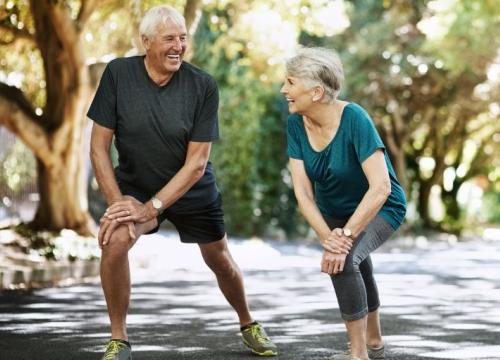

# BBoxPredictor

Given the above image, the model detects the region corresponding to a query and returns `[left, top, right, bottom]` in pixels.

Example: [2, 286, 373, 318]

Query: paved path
[1, 231, 500, 360]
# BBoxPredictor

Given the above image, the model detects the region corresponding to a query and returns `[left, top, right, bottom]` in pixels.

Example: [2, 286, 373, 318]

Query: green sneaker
[241, 322, 278, 356]
[102, 340, 132, 360]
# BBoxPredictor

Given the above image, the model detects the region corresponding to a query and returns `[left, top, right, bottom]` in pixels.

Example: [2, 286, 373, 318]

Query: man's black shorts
[119, 187, 226, 244]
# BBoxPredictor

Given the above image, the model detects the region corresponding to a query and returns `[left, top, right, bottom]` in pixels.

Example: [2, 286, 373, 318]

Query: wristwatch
[151, 196, 163, 214]
[343, 228, 353, 239]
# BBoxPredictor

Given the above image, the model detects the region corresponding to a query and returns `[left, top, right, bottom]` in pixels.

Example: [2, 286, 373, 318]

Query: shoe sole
[243, 340, 278, 356]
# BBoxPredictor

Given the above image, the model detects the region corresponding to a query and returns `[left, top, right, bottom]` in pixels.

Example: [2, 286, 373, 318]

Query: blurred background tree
[0, 0, 498, 239]
[306, 0, 499, 234]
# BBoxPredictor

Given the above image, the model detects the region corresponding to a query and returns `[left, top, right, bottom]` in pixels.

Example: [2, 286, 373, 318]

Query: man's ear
[312, 85, 324, 102]
[142, 35, 150, 51]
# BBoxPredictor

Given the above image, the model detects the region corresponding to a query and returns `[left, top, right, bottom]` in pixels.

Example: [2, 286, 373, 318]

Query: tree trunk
[442, 183, 462, 221]
[418, 180, 433, 226]
[390, 147, 408, 197]
[33, 158, 94, 235]
[0, 0, 98, 235]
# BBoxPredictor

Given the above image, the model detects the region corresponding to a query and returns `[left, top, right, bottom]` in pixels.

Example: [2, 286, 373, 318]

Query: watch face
[152, 198, 162, 209]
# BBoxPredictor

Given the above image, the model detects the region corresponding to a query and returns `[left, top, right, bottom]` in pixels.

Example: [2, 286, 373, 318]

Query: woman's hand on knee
[321, 251, 346, 275]
[323, 228, 352, 254]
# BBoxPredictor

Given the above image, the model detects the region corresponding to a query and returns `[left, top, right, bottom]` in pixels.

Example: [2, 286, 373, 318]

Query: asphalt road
[1, 231, 499, 360]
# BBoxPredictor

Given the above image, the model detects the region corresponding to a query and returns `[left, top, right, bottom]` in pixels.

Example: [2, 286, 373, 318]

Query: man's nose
[171, 38, 181, 50]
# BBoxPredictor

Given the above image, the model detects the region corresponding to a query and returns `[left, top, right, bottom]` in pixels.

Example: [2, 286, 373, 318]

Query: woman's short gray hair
[139, 5, 186, 39]
[286, 47, 344, 103]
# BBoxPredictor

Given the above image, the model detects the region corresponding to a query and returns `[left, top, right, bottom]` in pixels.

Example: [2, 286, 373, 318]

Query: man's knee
[102, 226, 132, 258]
[204, 249, 236, 276]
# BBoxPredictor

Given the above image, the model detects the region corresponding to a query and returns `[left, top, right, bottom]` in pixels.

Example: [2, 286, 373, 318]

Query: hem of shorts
[341, 308, 368, 321]
[368, 304, 380, 313]
[180, 233, 226, 244]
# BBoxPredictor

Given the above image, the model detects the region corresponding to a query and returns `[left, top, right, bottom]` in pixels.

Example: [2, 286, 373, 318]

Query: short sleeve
[286, 116, 303, 159]
[351, 108, 385, 163]
[191, 77, 219, 141]
[87, 64, 117, 129]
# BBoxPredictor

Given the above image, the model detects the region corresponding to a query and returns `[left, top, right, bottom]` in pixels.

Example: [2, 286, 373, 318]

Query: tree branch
[0, 23, 35, 43]
[183, 0, 202, 60]
[76, 0, 99, 32]
[30, 0, 78, 53]
[184, 0, 202, 34]
[388, 96, 406, 141]
[0, 83, 52, 166]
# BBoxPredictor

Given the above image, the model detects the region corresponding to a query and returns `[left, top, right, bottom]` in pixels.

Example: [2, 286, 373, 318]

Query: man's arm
[90, 122, 136, 245]
[106, 141, 212, 223]
[90, 122, 122, 205]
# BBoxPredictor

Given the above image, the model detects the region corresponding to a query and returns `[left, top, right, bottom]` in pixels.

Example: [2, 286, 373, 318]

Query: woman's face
[280, 75, 315, 114]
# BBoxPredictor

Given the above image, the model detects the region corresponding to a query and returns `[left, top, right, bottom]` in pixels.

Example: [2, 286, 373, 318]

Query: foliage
[0, 0, 498, 238]
[6, 223, 99, 261]
[192, 12, 304, 236]
[482, 190, 500, 224]
[317, 0, 500, 232]
[0, 140, 36, 193]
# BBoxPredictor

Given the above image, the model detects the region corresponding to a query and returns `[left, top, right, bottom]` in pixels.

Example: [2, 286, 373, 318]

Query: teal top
[286, 102, 407, 230]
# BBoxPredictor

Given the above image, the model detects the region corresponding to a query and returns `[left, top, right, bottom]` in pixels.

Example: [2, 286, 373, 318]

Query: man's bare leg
[199, 236, 253, 326]
[100, 220, 157, 340]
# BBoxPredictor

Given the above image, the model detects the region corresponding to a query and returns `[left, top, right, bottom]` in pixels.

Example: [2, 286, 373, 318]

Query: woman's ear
[312, 85, 324, 102]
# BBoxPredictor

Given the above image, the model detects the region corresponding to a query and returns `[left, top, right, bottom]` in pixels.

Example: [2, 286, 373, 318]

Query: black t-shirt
[87, 56, 220, 211]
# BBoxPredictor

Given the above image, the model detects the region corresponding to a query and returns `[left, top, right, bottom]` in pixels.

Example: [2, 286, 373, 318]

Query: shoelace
[251, 325, 270, 344]
[104, 341, 122, 360]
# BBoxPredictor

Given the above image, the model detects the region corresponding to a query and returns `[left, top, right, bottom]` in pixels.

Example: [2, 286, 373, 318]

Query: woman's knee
[339, 255, 359, 275]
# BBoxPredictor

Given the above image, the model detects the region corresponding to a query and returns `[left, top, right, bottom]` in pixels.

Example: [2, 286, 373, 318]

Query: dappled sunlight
[1, 234, 500, 358]
[421, 346, 500, 359]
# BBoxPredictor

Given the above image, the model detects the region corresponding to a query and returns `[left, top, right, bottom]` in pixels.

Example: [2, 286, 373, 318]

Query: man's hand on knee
[98, 217, 136, 247]
[104, 196, 155, 224]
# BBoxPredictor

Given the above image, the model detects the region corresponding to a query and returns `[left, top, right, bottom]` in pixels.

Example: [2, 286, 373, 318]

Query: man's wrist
[145, 202, 157, 219]
[108, 196, 124, 205]
[150, 196, 164, 215]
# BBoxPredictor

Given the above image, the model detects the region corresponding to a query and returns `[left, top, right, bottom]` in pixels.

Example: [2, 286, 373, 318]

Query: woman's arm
[342, 149, 391, 239]
[289, 158, 351, 254]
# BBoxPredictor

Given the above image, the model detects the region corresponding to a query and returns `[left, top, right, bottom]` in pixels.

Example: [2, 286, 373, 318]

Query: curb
[0, 259, 100, 290]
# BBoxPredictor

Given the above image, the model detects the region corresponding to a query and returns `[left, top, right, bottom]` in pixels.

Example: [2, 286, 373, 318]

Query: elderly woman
[281, 47, 407, 360]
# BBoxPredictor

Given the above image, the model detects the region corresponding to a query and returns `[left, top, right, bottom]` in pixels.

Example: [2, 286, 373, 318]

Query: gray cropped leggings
[323, 215, 395, 321]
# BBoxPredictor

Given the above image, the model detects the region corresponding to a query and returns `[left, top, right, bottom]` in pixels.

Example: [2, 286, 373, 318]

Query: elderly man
[88, 5, 277, 360]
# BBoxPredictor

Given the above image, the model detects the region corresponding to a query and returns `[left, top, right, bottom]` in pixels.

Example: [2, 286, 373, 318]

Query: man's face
[144, 19, 187, 73]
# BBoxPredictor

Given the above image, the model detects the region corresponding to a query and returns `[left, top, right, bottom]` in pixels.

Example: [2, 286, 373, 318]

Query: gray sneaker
[102, 340, 132, 360]
[331, 355, 365, 360]
[241, 322, 278, 356]
[367, 345, 385, 359]
[345, 342, 384, 359]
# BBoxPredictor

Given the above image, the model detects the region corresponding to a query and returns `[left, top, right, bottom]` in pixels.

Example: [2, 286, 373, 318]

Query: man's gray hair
[286, 47, 344, 103]
[139, 5, 186, 39]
